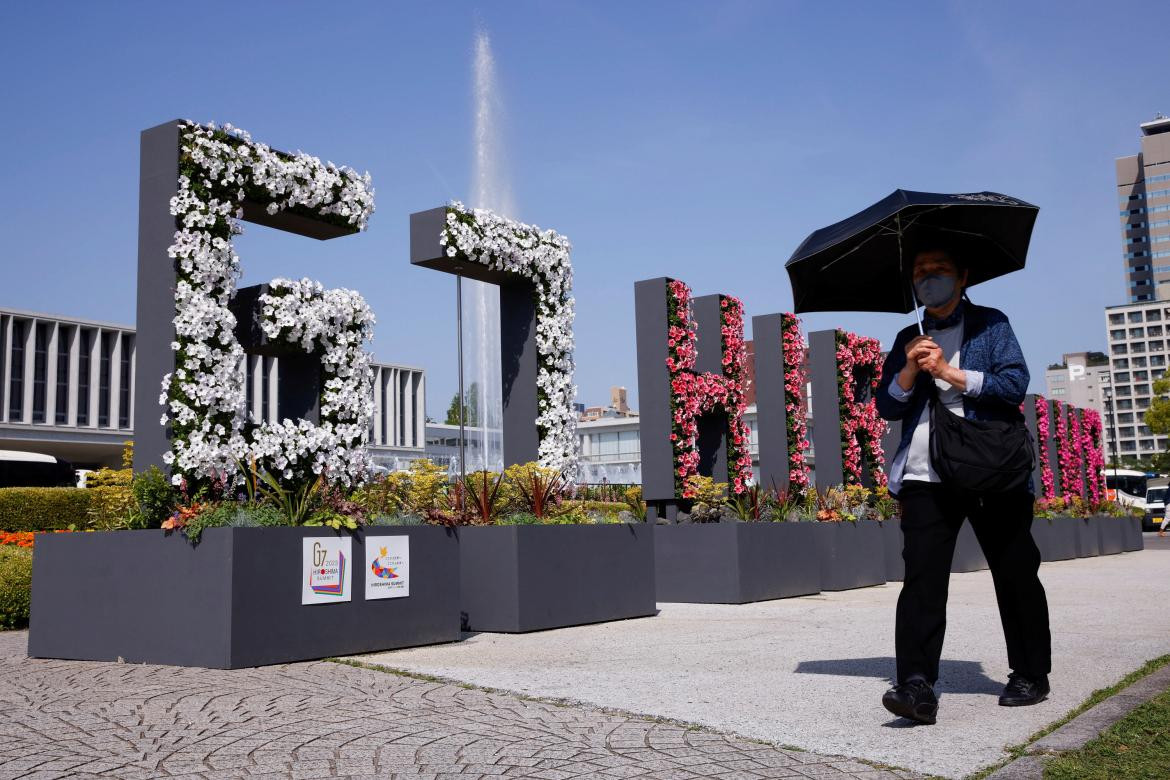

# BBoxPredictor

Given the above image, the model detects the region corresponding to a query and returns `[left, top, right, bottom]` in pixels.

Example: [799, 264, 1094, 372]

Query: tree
[1142, 372, 1170, 474]
[444, 382, 479, 426]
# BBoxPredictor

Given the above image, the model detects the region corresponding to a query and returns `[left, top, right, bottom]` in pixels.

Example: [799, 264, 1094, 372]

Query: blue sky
[2, 1, 1168, 414]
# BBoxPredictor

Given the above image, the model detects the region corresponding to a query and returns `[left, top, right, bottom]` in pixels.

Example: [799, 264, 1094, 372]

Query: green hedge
[0, 488, 92, 531]
[0, 547, 32, 629]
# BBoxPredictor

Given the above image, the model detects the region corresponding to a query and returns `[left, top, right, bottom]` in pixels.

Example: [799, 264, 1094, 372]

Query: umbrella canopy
[785, 190, 1039, 315]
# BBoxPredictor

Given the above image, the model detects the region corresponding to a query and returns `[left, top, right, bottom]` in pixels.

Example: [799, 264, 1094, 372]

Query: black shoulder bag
[928, 383, 1035, 493]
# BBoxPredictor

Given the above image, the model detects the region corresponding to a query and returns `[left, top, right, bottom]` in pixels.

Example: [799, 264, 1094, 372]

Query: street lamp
[1103, 385, 1120, 477]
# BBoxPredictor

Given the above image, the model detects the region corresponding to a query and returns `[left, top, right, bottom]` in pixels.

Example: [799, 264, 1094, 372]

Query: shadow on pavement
[793, 656, 1004, 695]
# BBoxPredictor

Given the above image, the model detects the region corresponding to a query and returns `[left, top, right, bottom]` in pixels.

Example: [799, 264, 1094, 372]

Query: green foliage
[181, 503, 288, 543]
[497, 512, 541, 525]
[130, 467, 177, 529]
[368, 514, 424, 526]
[505, 463, 566, 519]
[684, 475, 728, 522]
[444, 382, 479, 426]
[622, 486, 646, 520]
[85, 468, 132, 487]
[257, 470, 322, 525]
[462, 470, 505, 525]
[0, 546, 33, 629]
[120, 440, 134, 470]
[87, 485, 137, 530]
[0, 488, 91, 531]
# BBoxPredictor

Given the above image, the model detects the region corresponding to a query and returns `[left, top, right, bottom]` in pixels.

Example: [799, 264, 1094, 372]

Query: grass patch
[968, 654, 1170, 779]
[1043, 682, 1170, 779]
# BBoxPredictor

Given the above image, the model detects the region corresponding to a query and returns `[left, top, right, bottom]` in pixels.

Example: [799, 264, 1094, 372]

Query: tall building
[0, 306, 426, 470]
[1103, 300, 1170, 459]
[1044, 352, 1110, 418]
[1116, 114, 1170, 302]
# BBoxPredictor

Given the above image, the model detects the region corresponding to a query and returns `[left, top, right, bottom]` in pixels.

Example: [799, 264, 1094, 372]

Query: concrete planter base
[1122, 516, 1144, 552]
[814, 519, 887, 592]
[28, 526, 461, 669]
[881, 519, 904, 582]
[458, 524, 655, 633]
[1074, 516, 1101, 558]
[1032, 517, 1079, 562]
[1098, 517, 1128, 555]
[654, 522, 821, 603]
[951, 520, 988, 572]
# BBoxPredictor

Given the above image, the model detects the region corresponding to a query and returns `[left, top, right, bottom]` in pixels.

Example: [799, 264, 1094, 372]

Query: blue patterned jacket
[875, 300, 1029, 464]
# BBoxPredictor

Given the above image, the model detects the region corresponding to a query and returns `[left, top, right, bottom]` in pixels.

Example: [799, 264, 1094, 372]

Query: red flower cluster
[1035, 396, 1056, 500]
[780, 313, 810, 490]
[834, 330, 888, 487]
[1080, 408, 1106, 504]
[665, 280, 753, 497]
[0, 530, 73, 549]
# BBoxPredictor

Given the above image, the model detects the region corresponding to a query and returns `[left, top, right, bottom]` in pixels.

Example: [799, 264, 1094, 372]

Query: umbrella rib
[818, 206, 951, 271]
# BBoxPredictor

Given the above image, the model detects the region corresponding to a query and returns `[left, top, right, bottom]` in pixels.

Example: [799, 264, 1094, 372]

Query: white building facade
[0, 307, 425, 469]
[1044, 352, 1110, 420]
[1104, 300, 1170, 458]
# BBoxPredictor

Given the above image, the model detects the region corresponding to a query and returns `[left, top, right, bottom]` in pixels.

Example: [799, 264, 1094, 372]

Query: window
[1116, 384, 1132, 397]
[1138, 397, 1151, 409]
[1131, 357, 1146, 367]
[1114, 358, 1130, 368]
[1141, 439, 1157, 451]
[1117, 399, 1134, 410]
[98, 332, 112, 427]
[1122, 441, 1136, 452]
[1129, 311, 1145, 323]
[1115, 372, 1131, 383]
[1119, 412, 1135, 424]
[1136, 384, 1151, 395]
[32, 322, 48, 423]
[1130, 327, 1145, 338]
[1119, 426, 1135, 438]
[55, 327, 69, 424]
[1109, 313, 1126, 325]
[118, 334, 132, 428]
[8, 320, 25, 419]
[1111, 329, 1126, 340]
[1150, 340, 1165, 351]
[77, 329, 91, 425]
[1150, 325, 1165, 336]
[1153, 355, 1166, 367]
[1127, 250, 1148, 259]
[1113, 343, 1128, 355]
[1132, 342, 1147, 353]
[1135, 370, 1150, 381]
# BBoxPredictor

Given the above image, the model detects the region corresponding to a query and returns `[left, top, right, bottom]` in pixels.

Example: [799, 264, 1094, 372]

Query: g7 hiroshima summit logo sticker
[366, 536, 410, 600]
[301, 537, 352, 605]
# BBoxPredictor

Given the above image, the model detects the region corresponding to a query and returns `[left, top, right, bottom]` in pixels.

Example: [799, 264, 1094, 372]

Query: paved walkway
[0, 631, 918, 780]
[363, 538, 1170, 779]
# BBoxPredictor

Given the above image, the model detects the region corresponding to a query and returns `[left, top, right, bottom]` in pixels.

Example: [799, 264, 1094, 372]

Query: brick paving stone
[0, 631, 927, 779]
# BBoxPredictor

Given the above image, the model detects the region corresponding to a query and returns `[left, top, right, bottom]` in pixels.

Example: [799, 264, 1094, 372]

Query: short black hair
[908, 234, 969, 273]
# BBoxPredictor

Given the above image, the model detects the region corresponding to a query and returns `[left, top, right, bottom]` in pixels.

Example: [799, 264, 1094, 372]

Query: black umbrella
[785, 189, 1038, 331]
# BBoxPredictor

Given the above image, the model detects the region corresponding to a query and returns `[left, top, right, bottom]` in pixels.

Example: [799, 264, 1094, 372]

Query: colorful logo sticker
[365, 535, 409, 600]
[301, 537, 352, 605]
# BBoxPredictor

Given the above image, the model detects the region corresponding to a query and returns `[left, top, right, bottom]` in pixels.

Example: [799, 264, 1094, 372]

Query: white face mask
[914, 274, 957, 308]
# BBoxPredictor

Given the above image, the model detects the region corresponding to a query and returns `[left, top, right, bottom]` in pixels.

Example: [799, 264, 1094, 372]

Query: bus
[1104, 468, 1154, 510]
[0, 450, 76, 489]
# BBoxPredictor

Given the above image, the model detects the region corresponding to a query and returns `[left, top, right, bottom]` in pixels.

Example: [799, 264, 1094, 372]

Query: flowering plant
[1053, 400, 1084, 499]
[1035, 396, 1056, 500]
[664, 280, 753, 497]
[834, 330, 887, 487]
[1081, 409, 1106, 505]
[780, 314, 811, 490]
[162, 121, 376, 489]
[439, 202, 577, 473]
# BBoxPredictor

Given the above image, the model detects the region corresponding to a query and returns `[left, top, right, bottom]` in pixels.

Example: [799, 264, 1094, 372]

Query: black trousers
[896, 482, 1051, 686]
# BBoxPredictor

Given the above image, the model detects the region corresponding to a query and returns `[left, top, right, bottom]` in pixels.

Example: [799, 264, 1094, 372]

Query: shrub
[131, 467, 178, 529]
[0, 546, 33, 629]
[369, 513, 424, 526]
[0, 488, 92, 531]
[87, 485, 136, 530]
[86, 468, 132, 488]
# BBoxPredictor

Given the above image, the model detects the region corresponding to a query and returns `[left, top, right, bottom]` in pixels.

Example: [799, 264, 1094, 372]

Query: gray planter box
[1074, 516, 1101, 558]
[28, 526, 461, 669]
[881, 519, 903, 582]
[1032, 516, 1079, 562]
[1097, 517, 1127, 555]
[814, 519, 887, 591]
[1122, 515, 1144, 552]
[654, 522, 821, 603]
[951, 520, 989, 572]
[458, 524, 655, 633]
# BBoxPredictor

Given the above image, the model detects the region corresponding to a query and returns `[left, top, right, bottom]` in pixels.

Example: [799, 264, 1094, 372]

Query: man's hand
[897, 336, 934, 390]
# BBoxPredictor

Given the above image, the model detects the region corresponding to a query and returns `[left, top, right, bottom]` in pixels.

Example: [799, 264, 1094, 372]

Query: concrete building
[1103, 300, 1170, 458]
[0, 306, 425, 470]
[1116, 114, 1170, 303]
[1044, 352, 1110, 418]
[578, 386, 638, 422]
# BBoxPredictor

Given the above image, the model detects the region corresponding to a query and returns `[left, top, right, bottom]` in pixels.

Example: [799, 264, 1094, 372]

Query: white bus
[1105, 468, 1154, 510]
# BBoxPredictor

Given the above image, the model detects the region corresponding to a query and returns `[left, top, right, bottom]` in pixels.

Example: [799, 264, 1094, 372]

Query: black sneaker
[999, 673, 1050, 707]
[882, 679, 938, 725]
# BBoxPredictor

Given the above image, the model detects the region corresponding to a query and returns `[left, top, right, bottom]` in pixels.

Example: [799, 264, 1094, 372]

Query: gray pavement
[0, 631, 920, 780]
[362, 537, 1170, 779]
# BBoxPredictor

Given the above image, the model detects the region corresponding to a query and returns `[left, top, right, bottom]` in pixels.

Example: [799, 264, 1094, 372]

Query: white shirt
[887, 318, 984, 495]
